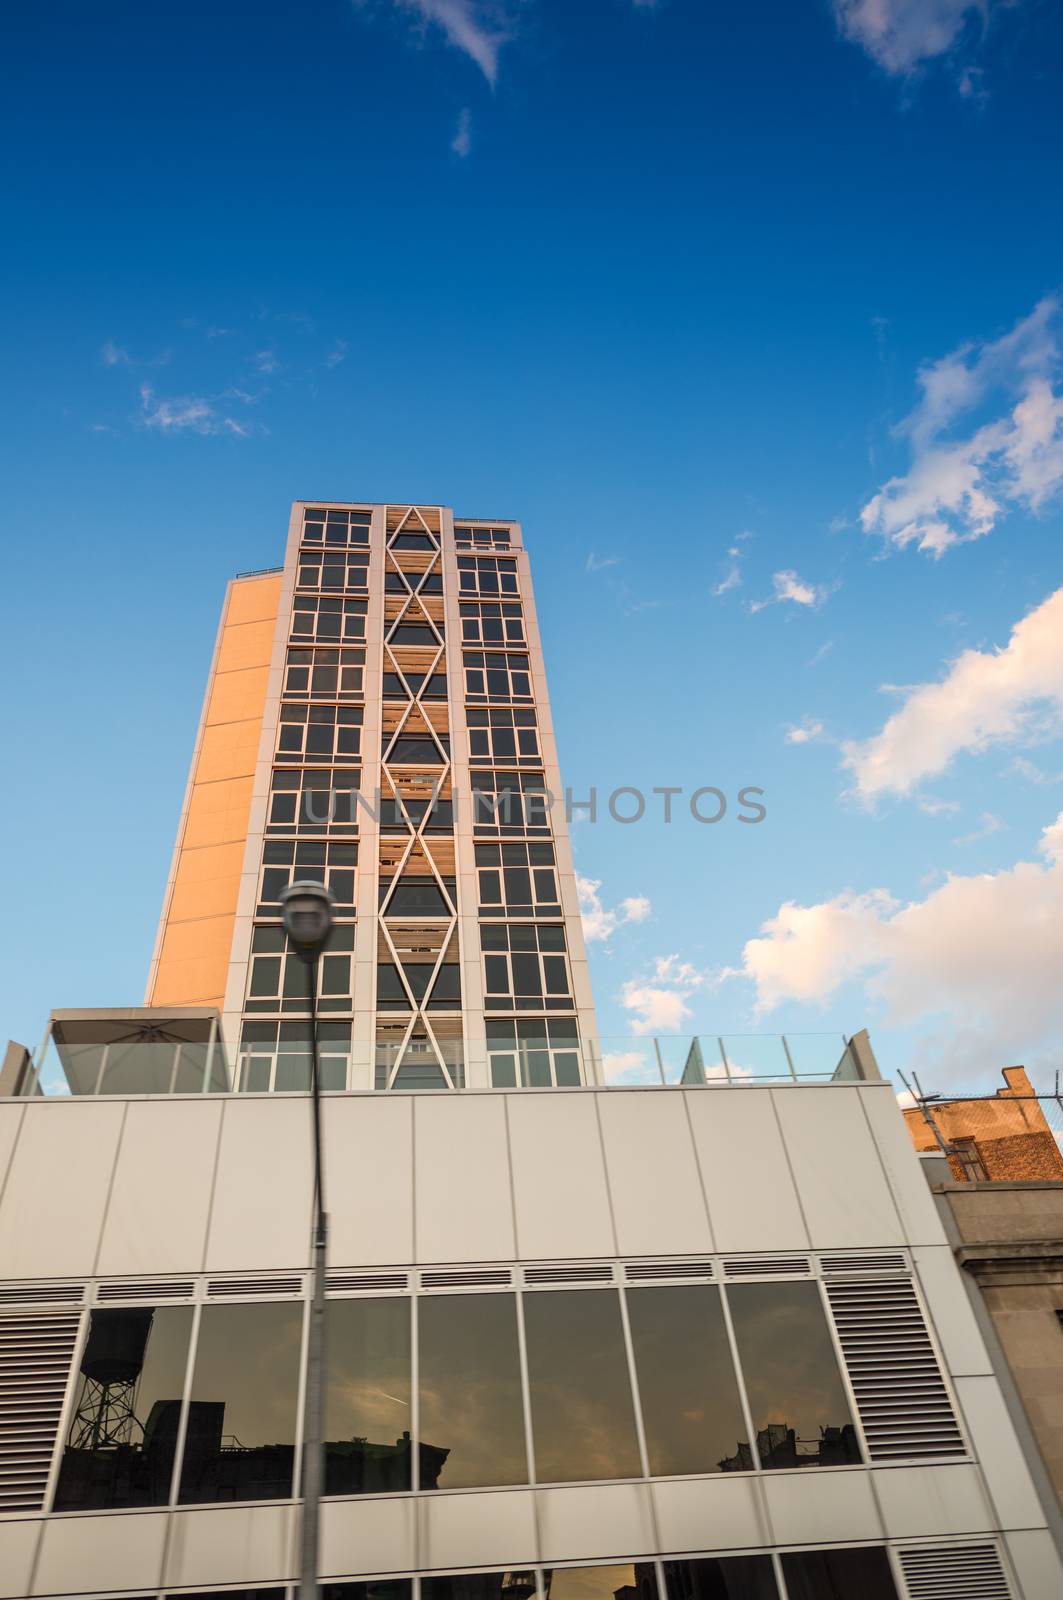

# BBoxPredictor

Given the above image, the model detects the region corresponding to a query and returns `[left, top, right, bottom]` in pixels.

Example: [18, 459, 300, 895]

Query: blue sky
[3, 0, 1063, 1093]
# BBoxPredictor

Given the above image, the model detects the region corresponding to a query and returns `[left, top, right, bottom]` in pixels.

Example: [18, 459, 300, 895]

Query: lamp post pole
[280, 882, 335, 1600]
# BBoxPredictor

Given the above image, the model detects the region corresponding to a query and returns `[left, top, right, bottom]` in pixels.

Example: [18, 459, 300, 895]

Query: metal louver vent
[97, 1280, 194, 1302]
[0, 1313, 80, 1511]
[898, 1543, 1010, 1599]
[826, 1277, 966, 1460]
[524, 1264, 614, 1286]
[206, 1275, 302, 1298]
[723, 1255, 811, 1277]
[421, 1268, 513, 1289]
[821, 1252, 908, 1275]
[0, 1282, 84, 1307]
[626, 1260, 714, 1281]
[327, 1272, 409, 1293]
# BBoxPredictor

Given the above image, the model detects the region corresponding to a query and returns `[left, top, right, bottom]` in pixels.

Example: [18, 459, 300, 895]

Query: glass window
[664, 1558, 779, 1600]
[324, 1297, 412, 1495]
[424, 1579, 538, 1600]
[486, 1018, 581, 1088]
[544, 1565, 659, 1600]
[627, 1285, 748, 1477]
[178, 1302, 302, 1504]
[726, 1282, 860, 1470]
[780, 1547, 898, 1600]
[418, 1293, 528, 1489]
[53, 1306, 193, 1511]
[523, 1289, 640, 1483]
[322, 1586, 412, 1600]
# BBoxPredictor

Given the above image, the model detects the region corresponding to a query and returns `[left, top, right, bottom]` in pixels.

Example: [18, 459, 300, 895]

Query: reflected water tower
[69, 1308, 153, 1450]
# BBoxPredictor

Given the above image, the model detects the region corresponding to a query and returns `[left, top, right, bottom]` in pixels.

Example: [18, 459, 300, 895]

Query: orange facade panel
[148, 572, 281, 1008]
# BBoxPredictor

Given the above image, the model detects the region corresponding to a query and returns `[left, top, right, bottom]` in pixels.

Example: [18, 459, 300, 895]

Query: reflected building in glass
[0, 504, 1061, 1600]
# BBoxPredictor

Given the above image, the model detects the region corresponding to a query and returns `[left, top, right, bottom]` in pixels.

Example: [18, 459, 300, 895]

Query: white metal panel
[32, 1509, 166, 1596]
[164, 1502, 295, 1588]
[871, 1463, 994, 1538]
[761, 1468, 882, 1545]
[204, 1100, 312, 1272]
[320, 1495, 417, 1578]
[535, 1482, 657, 1562]
[96, 1099, 222, 1276]
[652, 1475, 766, 1553]
[860, 1087, 948, 1247]
[0, 1103, 25, 1200]
[0, 1517, 39, 1600]
[507, 1094, 615, 1262]
[414, 1095, 516, 1264]
[953, 1376, 1046, 1532]
[1003, 1529, 1063, 1600]
[772, 1089, 905, 1249]
[913, 1244, 994, 1377]
[324, 1096, 414, 1268]
[597, 1092, 714, 1258]
[418, 1488, 538, 1570]
[685, 1090, 810, 1253]
[0, 1103, 124, 1279]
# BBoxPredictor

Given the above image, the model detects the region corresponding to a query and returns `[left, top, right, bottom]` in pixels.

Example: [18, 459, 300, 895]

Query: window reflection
[627, 1285, 747, 1477]
[321, 1585, 412, 1600]
[780, 1547, 899, 1600]
[544, 1564, 659, 1600]
[53, 1306, 192, 1511]
[523, 1290, 640, 1484]
[725, 1283, 860, 1470]
[423, 1575, 539, 1600]
[178, 1302, 302, 1504]
[324, 1297, 412, 1494]
[664, 1556, 780, 1600]
[418, 1293, 527, 1488]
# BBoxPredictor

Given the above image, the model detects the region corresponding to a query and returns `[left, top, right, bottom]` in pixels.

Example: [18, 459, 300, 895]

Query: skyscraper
[146, 503, 596, 1093]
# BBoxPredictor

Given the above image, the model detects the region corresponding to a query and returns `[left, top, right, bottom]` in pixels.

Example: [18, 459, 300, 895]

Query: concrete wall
[941, 1182, 1063, 1513]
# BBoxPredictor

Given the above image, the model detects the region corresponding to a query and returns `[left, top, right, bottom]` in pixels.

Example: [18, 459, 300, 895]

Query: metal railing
[17, 1016, 865, 1098]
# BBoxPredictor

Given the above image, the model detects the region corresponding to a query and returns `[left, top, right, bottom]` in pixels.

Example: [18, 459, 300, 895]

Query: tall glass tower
[146, 503, 596, 1092]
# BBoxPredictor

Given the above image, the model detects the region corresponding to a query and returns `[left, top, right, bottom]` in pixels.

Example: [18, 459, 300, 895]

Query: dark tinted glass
[324, 1297, 411, 1494]
[726, 1282, 859, 1470]
[544, 1564, 659, 1600]
[780, 1547, 898, 1600]
[53, 1306, 192, 1510]
[423, 1574, 539, 1600]
[627, 1285, 747, 1476]
[178, 1302, 302, 1503]
[322, 1586, 412, 1600]
[418, 1293, 527, 1488]
[523, 1289, 640, 1483]
[664, 1556, 779, 1600]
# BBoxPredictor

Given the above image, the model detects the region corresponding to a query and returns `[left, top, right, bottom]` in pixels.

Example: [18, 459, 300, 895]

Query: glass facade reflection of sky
[523, 1290, 640, 1484]
[418, 1293, 528, 1488]
[626, 1285, 748, 1477]
[324, 1296, 412, 1494]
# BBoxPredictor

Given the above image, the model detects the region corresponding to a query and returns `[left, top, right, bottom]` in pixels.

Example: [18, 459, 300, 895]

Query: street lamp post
[280, 881, 335, 1600]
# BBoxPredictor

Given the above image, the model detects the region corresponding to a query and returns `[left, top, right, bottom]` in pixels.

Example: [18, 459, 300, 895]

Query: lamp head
[279, 880, 335, 956]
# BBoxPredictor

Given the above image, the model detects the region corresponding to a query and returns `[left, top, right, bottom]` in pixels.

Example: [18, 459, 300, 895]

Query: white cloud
[844, 583, 1063, 803]
[621, 952, 705, 1034]
[918, 795, 961, 816]
[376, 1, 514, 86]
[256, 350, 278, 374]
[952, 810, 1006, 846]
[832, 0, 1021, 77]
[451, 106, 472, 157]
[751, 570, 832, 613]
[860, 296, 1063, 556]
[577, 875, 651, 943]
[325, 341, 348, 368]
[586, 552, 619, 573]
[728, 810, 1063, 1084]
[712, 530, 753, 597]
[786, 718, 826, 746]
[138, 385, 251, 439]
[101, 340, 130, 366]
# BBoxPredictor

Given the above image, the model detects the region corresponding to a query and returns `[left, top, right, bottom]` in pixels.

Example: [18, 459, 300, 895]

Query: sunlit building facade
[0, 504, 1061, 1600]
